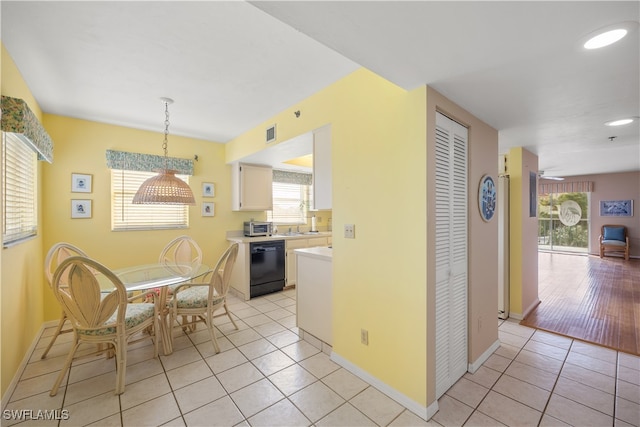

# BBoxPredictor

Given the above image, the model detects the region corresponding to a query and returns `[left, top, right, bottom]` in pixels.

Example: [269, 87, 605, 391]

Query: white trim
[468, 339, 500, 373]
[330, 351, 434, 421]
[508, 298, 541, 321]
[1, 323, 49, 409]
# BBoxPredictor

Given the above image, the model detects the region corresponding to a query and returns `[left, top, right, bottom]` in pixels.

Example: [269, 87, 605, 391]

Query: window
[267, 181, 311, 225]
[111, 169, 189, 231]
[2, 133, 38, 245]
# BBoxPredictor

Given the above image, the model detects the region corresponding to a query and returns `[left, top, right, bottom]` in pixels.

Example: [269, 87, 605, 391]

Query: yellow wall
[227, 69, 430, 406]
[508, 147, 539, 318]
[1, 45, 47, 397]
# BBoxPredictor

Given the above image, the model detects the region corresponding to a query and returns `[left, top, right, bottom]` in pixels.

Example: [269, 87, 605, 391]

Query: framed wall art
[202, 182, 215, 197]
[202, 202, 215, 217]
[478, 174, 497, 222]
[71, 199, 92, 219]
[600, 200, 633, 217]
[71, 173, 92, 193]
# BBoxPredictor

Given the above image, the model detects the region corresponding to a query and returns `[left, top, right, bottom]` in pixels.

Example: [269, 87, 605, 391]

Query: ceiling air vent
[266, 124, 276, 144]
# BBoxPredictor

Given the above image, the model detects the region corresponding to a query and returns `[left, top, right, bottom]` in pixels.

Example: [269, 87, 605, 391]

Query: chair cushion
[170, 287, 223, 309]
[603, 227, 625, 242]
[78, 303, 156, 336]
[601, 239, 627, 247]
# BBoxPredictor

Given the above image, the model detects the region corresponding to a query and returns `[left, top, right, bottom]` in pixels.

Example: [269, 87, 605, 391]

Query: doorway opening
[537, 191, 590, 254]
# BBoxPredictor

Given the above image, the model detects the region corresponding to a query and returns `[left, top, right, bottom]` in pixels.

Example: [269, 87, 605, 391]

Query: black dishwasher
[250, 240, 285, 298]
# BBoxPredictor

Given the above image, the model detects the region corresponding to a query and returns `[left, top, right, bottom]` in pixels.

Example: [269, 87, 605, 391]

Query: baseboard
[468, 339, 500, 373]
[508, 298, 541, 321]
[330, 352, 436, 421]
[1, 323, 49, 409]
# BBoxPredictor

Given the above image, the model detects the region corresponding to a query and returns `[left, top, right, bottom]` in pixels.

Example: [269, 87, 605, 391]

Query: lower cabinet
[285, 237, 330, 287]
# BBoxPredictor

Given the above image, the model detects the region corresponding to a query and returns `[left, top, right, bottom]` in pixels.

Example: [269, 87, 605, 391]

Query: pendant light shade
[132, 98, 196, 205]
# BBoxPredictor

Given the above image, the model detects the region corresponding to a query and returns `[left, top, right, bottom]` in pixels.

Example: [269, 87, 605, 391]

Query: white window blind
[2, 133, 37, 245]
[111, 169, 189, 231]
[267, 182, 310, 225]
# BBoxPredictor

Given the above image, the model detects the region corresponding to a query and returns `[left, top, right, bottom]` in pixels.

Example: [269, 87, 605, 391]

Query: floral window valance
[105, 149, 193, 175]
[539, 181, 593, 196]
[1, 95, 54, 163]
[273, 169, 312, 185]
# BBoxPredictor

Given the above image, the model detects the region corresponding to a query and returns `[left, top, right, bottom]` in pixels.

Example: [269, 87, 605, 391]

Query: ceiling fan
[538, 170, 565, 181]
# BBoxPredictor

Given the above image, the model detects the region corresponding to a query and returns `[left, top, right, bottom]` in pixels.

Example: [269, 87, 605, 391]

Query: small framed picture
[71, 199, 92, 219]
[202, 202, 215, 217]
[71, 173, 92, 193]
[600, 200, 633, 217]
[202, 182, 215, 197]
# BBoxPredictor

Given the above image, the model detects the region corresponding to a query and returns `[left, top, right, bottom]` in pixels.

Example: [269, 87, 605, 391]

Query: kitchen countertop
[227, 231, 332, 244]
[294, 246, 333, 261]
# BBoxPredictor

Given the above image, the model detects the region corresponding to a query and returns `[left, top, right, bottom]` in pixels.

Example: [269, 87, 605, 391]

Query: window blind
[2, 133, 37, 244]
[111, 169, 189, 231]
[267, 182, 311, 224]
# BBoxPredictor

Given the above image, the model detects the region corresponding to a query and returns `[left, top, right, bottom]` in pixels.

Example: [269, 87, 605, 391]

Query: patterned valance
[539, 181, 593, 196]
[1, 95, 54, 163]
[106, 149, 193, 175]
[273, 169, 312, 185]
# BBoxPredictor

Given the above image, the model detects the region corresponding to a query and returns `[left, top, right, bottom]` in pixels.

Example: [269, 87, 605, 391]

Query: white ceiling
[2, 1, 638, 178]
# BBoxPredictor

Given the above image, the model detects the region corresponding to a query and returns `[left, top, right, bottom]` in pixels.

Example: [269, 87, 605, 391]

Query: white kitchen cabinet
[231, 163, 273, 211]
[296, 247, 332, 345]
[285, 236, 329, 287]
[312, 125, 332, 210]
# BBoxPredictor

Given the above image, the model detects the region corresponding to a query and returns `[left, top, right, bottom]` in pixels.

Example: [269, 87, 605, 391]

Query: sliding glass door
[538, 191, 589, 253]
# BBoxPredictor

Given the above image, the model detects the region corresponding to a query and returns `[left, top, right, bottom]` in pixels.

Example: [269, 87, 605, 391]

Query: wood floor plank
[521, 252, 640, 356]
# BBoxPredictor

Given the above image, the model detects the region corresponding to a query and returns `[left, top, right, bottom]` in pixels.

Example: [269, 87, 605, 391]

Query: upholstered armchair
[599, 225, 630, 260]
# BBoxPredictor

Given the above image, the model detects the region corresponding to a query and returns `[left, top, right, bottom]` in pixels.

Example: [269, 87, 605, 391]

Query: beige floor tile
[166, 359, 213, 390]
[254, 320, 287, 337]
[87, 412, 125, 426]
[619, 365, 640, 386]
[20, 355, 68, 380]
[322, 368, 369, 400]
[298, 352, 340, 379]
[431, 395, 473, 426]
[523, 339, 569, 361]
[230, 378, 285, 418]
[248, 398, 311, 426]
[119, 373, 172, 411]
[560, 362, 616, 394]
[63, 371, 120, 405]
[617, 379, 640, 404]
[10, 370, 65, 402]
[499, 321, 535, 339]
[619, 353, 640, 371]
[281, 339, 321, 362]
[236, 338, 278, 360]
[182, 396, 244, 427]
[463, 366, 501, 389]
[483, 354, 511, 373]
[121, 392, 180, 427]
[173, 375, 227, 414]
[67, 355, 116, 384]
[530, 330, 573, 350]
[571, 340, 618, 364]
[477, 391, 541, 426]
[289, 381, 345, 422]
[242, 313, 273, 327]
[316, 402, 376, 426]
[277, 314, 298, 329]
[464, 410, 507, 426]
[232, 306, 262, 319]
[349, 386, 405, 426]
[492, 374, 550, 411]
[196, 335, 234, 358]
[538, 414, 571, 426]
[565, 351, 616, 377]
[515, 349, 564, 375]
[265, 307, 295, 321]
[614, 418, 637, 427]
[252, 350, 295, 376]
[268, 364, 318, 396]
[545, 394, 613, 427]
[216, 362, 264, 393]
[616, 396, 640, 426]
[493, 343, 521, 360]
[159, 345, 203, 371]
[1, 391, 65, 427]
[205, 347, 248, 374]
[553, 376, 614, 415]
[225, 328, 263, 347]
[445, 377, 489, 408]
[504, 360, 559, 391]
[498, 330, 530, 349]
[59, 391, 121, 426]
[388, 410, 433, 426]
[266, 329, 301, 347]
[125, 357, 164, 384]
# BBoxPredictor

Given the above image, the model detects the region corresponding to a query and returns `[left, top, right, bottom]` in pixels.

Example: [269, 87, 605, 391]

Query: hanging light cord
[163, 101, 170, 169]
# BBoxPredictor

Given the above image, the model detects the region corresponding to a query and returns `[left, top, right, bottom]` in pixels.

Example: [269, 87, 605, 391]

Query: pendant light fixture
[132, 98, 196, 205]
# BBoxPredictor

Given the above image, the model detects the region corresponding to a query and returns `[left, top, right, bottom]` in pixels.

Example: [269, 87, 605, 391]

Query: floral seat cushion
[169, 287, 223, 309]
[78, 303, 156, 336]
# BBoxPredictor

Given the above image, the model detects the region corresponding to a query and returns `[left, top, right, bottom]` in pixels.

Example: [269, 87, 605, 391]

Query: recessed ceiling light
[605, 118, 635, 126]
[582, 21, 638, 50]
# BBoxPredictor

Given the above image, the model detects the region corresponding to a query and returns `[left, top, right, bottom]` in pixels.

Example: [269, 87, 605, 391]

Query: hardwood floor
[521, 252, 640, 356]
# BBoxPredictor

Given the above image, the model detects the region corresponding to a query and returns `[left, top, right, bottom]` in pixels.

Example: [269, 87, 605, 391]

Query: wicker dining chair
[167, 243, 239, 353]
[159, 235, 203, 276]
[49, 256, 159, 396]
[41, 242, 89, 359]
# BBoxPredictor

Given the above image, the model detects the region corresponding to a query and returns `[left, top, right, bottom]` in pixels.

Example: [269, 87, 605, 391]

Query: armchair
[599, 225, 630, 260]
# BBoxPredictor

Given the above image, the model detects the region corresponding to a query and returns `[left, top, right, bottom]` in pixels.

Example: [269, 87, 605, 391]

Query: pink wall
[540, 171, 639, 257]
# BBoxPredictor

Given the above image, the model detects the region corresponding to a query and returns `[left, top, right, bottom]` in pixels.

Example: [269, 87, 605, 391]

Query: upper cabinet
[313, 125, 332, 210]
[231, 163, 273, 211]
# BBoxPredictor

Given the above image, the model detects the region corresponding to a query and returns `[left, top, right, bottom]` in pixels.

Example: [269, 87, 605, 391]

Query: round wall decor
[558, 200, 582, 226]
[478, 174, 497, 222]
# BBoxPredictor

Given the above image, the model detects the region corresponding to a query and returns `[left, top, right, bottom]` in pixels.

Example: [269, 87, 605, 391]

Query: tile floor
[2, 289, 639, 426]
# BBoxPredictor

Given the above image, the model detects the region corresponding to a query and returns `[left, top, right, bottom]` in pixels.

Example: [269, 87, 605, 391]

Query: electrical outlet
[344, 224, 355, 239]
[361, 329, 369, 345]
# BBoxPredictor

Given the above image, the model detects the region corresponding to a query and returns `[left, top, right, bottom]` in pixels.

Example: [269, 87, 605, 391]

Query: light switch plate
[344, 224, 355, 239]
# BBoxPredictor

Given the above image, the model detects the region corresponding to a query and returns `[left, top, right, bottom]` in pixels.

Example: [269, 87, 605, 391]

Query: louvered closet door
[434, 112, 468, 399]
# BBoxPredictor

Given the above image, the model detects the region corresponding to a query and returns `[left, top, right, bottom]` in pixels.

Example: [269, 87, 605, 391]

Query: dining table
[98, 262, 211, 355]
